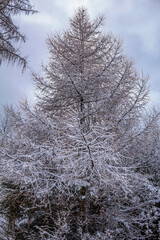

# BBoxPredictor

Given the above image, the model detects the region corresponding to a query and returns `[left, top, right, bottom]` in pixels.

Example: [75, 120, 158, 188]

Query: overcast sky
[0, 0, 160, 114]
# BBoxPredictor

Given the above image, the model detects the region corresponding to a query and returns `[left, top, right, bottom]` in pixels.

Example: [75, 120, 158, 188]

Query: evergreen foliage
[0, 0, 36, 69]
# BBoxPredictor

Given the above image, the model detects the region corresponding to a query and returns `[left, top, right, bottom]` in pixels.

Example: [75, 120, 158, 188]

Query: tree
[0, 0, 36, 69]
[35, 8, 150, 140]
[0, 7, 160, 240]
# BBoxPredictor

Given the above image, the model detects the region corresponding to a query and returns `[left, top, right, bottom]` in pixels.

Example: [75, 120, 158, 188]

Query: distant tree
[0, 7, 160, 240]
[0, 0, 36, 69]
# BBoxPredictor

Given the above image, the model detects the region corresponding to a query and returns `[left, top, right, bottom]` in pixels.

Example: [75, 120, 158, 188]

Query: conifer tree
[0, 8, 160, 240]
[0, 0, 36, 69]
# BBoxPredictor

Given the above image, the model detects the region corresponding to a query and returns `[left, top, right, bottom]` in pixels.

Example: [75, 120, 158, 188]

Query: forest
[0, 1, 160, 240]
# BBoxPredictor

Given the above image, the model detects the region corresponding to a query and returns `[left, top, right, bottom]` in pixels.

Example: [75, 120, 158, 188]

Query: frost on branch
[0, 0, 36, 69]
[0, 7, 160, 240]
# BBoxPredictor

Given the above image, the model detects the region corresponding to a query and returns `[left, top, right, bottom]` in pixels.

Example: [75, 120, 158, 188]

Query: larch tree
[0, 0, 36, 69]
[0, 7, 160, 240]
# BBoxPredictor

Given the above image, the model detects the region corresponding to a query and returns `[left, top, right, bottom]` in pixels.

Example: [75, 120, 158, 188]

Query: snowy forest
[0, 1, 160, 240]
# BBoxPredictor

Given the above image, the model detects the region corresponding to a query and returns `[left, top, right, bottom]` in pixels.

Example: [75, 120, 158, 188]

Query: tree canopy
[0, 0, 36, 69]
[0, 7, 160, 240]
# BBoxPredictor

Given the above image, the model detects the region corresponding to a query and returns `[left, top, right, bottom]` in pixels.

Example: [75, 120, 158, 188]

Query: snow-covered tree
[0, 0, 36, 69]
[0, 7, 160, 240]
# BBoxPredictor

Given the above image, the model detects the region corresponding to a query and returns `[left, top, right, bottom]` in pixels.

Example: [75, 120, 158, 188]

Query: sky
[0, 0, 160, 114]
